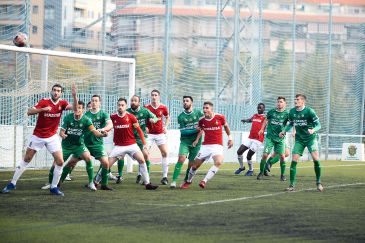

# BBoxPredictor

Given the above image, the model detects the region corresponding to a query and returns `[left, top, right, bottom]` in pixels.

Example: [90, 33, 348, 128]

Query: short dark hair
[131, 95, 140, 102]
[92, 94, 101, 101]
[203, 101, 213, 107]
[78, 100, 85, 108]
[296, 94, 307, 100]
[118, 97, 127, 104]
[277, 96, 286, 101]
[183, 95, 193, 102]
[258, 103, 265, 108]
[87, 101, 91, 107]
[151, 89, 160, 95]
[51, 83, 63, 92]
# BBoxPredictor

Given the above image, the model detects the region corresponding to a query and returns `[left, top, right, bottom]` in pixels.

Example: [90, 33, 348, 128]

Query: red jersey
[33, 98, 69, 138]
[198, 113, 227, 145]
[144, 103, 169, 134]
[111, 112, 138, 146]
[248, 113, 266, 142]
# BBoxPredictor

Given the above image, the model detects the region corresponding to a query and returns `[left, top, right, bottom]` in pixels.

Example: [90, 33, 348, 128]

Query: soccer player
[144, 90, 170, 185]
[257, 97, 289, 181]
[234, 103, 266, 176]
[2, 84, 75, 196]
[180, 101, 233, 189]
[170, 96, 203, 188]
[116, 95, 158, 184]
[279, 94, 323, 192]
[106, 98, 158, 190]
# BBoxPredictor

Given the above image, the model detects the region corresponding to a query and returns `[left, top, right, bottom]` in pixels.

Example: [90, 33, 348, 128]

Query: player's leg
[60, 155, 79, 183]
[200, 152, 224, 188]
[258, 138, 273, 179]
[46, 135, 66, 196]
[181, 146, 209, 189]
[308, 139, 323, 191]
[131, 147, 158, 190]
[235, 143, 249, 174]
[286, 142, 304, 191]
[115, 155, 125, 184]
[157, 138, 169, 185]
[171, 141, 189, 188]
[100, 156, 115, 190]
[183, 141, 201, 183]
[79, 151, 97, 191]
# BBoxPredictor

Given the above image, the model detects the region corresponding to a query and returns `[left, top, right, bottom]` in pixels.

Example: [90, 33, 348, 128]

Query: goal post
[0, 44, 136, 169]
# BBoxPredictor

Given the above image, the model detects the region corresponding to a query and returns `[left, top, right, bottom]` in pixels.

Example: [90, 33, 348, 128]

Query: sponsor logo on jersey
[204, 126, 221, 131]
[252, 119, 262, 123]
[115, 124, 130, 129]
[44, 113, 61, 118]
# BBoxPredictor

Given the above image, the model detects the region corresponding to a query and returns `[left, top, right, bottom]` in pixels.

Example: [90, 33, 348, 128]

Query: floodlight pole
[215, 0, 222, 110]
[233, 0, 240, 105]
[291, 0, 297, 103]
[101, 0, 107, 109]
[162, 0, 172, 104]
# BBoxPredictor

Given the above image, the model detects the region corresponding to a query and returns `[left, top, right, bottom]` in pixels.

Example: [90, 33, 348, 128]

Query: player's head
[91, 95, 101, 110]
[203, 101, 214, 116]
[87, 101, 92, 111]
[276, 96, 286, 110]
[257, 103, 265, 114]
[183, 96, 193, 111]
[75, 100, 85, 116]
[117, 97, 128, 115]
[50, 84, 63, 101]
[295, 94, 306, 108]
[131, 95, 140, 110]
[151, 89, 160, 103]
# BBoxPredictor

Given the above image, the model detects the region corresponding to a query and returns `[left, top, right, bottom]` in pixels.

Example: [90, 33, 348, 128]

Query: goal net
[0, 44, 135, 169]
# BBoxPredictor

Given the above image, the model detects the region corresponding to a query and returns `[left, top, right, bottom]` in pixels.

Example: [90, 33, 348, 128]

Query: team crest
[97, 116, 100, 120]
[189, 118, 192, 122]
[348, 145, 357, 156]
[159, 111, 163, 115]
[215, 120, 219, 125]
[59, 106, 61, 110]
[79, 123, 83, 127]
[126, 117, 129, 122]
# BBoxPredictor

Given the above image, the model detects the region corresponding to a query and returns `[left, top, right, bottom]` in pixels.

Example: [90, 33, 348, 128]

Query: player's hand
[192, 140, 198, 147]
[71, 82, 76, 96]
[258, 130, 263, 136]
[241, 119, 246, 123]
[227, 139, 233, 149]
[143, 144, 148, 151]
[308, 129, 315, 135]
[163, 126, 167, 134]
[41, 106, 52, 112]
[60, 134, 68, 140]
[279, 131, 285, 138]
[146, 127, 149, 134]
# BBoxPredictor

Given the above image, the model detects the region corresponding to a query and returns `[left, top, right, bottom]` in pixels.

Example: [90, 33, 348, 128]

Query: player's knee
[261, 153, 269, 160]
[246, 150, 255, 160]
[161, 151, 168, 157]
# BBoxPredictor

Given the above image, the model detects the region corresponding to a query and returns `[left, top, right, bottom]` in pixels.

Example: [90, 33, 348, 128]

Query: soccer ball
[13, 32, 28, 47]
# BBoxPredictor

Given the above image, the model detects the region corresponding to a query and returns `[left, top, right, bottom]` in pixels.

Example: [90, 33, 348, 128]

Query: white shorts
[109, 144, 141, 159]
[27, 134, 61, 154]
[243, 138, 262, 153]
[147, 133, 167, 147]
[196, 145, 224, 161]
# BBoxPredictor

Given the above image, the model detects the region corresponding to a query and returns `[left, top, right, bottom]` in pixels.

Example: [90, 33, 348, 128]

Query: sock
[51, 165, 63, 189]
[237, 155, 244, 169]
[187, 167, 197, 183]
[247, 160, 253, 171]
[68, 166, 74, 175]
[48, 165, 54, 184]
[259, 159, 266, 173]
[184, 166, 190, 182]
[269, 154, 280, 165]
[289, 161, 298, 186]
[172, 162, 183, 182]
[85, 161, 94, 183]
[140, 163, 150, 184]
[60, 165, 72, 183]
[146, 160, 151, 173]
[117, 159, 124, 177]
[11, 160, 29, 185]
[162, 157, 168, 178]
[101, 165, 109, 186]
[280, 161, 286, 176]
[203, 165, 219, 182]
[314, 160, 321, 184]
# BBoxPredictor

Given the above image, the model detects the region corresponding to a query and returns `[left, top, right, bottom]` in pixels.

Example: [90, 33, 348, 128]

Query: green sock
[269, 154, 280, 165]
[101, 165, 109, 186]
[172, 162, 183, 182]
[48, 165, 54, 184]
[280, 161, 286, 175]
[60, 165, 72, 183]
[260, 159, 267, 173]
[85, 161, 94, 183]
[289, 161, 298, 186]
[184, 167, 190, 182]
[314, 160, 321, 184]
[117, 159, 124, 177]
[146, 160, 151, 173]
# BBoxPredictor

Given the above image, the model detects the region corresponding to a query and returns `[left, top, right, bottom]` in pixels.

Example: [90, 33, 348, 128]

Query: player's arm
[258, 118, 268, 136]
[192, 129, 204, 147]
[27, 106, 51, 116]
[163, 115, 170, 134]
[223, 123, 233, 149]
[241, 117, 253, 123]
[308, 110, 321, 135]
[59, 128, 67, 140]
[89, 125, 108, 137]
[147, 110, 158, 124]
[100, 119, 113, 133]
[133, 122, 146, 146]
[65, 83, 77, 111]
[280, 119, 294, 138]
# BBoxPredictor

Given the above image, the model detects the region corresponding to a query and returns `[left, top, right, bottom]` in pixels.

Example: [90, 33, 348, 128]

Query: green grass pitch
[0, 160, 364, 243]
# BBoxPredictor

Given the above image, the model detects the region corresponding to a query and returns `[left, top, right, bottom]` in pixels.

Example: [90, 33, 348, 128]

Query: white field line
[1, 163, 365, 182]
[136, 182, 365, 207]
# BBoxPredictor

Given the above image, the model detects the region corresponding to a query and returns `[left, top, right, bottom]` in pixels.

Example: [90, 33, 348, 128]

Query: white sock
[187, 167, 197, 183]
[203, 165, 219, 182]
[51, 165, 63, 189]
[247, 160, 253, 171]
[162, 157, 168, 178]
[140, 163, 150, 184]
[11, 160, 29, 185]
[237, 155, 244, 169]
[95, 169, 102, 184]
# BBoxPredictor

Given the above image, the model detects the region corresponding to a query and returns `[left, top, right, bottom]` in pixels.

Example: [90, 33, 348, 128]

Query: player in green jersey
[280, 94, 323, 192]
[116, 95, 158, 184]
[170, 96, 203, 188]
[257, 96, 289, 181]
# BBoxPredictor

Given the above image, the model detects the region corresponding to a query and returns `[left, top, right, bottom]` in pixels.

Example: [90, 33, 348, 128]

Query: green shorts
[263, 138, 285, 155]
[86, 144, 107, 159]
[292, 138, 319, 156]
[179, 138, 202, 161]
[62, 145, 88, 161]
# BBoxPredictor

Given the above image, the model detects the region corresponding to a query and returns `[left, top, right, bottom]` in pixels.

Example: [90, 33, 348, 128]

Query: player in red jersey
[2, 84, 76, 196]
[104, 98, 158, 190]
[180, 101, 233, 189]
[144, 89, 170, 185]
[234, 103, 266, 176]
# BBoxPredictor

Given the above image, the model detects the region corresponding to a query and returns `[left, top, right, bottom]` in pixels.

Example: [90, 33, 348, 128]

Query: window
[32, 26, 38, 34]
[45, 5, 55, 20]
[32, 5, 38, 14]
